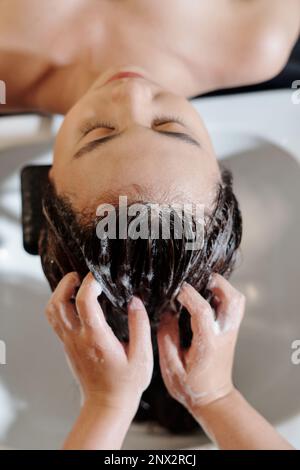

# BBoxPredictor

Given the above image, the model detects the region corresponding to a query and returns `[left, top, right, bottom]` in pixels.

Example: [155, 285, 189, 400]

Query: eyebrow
[73, 128, 201, 159]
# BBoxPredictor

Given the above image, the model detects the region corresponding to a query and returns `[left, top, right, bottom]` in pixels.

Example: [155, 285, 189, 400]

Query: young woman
[1, 0, 299, 443]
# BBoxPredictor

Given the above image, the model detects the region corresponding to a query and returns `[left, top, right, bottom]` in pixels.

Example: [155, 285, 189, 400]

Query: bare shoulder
[217, 0, 300, 87]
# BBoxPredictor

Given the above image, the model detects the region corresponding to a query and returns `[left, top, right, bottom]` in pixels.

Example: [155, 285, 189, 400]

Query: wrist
[190, 386, 239, 422]
[83, 392, 140, 419]
[63, 395, 137, 450]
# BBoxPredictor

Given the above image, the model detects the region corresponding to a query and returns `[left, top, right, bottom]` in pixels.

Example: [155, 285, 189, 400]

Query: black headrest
[20, 165, 51, 255]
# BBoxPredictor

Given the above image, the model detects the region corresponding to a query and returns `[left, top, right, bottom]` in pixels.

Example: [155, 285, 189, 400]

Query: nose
[110, 78, 154, 126]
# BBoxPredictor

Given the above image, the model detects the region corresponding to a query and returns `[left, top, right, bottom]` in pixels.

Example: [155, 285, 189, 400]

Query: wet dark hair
[39, 168, 242, 434]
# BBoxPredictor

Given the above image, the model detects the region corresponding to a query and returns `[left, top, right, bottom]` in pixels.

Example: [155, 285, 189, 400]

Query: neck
[22, 62, 212, 115]
[21, 64, 99, 115]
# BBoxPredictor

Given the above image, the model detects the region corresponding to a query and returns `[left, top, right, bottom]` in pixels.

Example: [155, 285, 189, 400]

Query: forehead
[53, 113, 220, 213]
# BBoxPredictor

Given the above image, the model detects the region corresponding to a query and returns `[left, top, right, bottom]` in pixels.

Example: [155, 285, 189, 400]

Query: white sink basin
[0, 90, 299, 449]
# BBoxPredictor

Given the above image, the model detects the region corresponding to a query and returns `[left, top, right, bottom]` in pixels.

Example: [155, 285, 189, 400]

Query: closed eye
[74, 117, 201, 158]
[152, 116, 186, 127]
[80, 120, 116, 137]
[80, 116, 186, 138]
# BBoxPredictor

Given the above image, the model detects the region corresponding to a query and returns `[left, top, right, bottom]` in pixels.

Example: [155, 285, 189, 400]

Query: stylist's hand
[157, 274, 245, 415]
[46, 272, 153, 413]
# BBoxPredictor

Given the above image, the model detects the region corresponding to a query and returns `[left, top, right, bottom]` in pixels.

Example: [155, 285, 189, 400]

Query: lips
[104, 71, 145, 85]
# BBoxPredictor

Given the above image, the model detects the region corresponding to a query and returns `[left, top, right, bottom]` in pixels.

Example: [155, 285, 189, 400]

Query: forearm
[63, 400, 135, 450]
[192, 389, 294, 450]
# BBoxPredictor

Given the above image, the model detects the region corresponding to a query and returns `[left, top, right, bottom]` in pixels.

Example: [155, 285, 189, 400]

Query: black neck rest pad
[20, 165, 51, 255]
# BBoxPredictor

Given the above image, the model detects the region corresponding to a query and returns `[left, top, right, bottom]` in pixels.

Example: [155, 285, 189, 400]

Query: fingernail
[94, 282, 103, 296]
[208, 273, 217, 289]
[177, 281, 189, 302]
[67, 272, 81, 288]
[89, 273, 103, 296]
[71, 272, 81, 282]
[180, 281, 189, 292]
[129, 296, 144, 311]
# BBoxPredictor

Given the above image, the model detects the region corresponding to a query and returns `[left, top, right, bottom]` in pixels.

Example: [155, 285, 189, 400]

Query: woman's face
[51, 66, 220, 212]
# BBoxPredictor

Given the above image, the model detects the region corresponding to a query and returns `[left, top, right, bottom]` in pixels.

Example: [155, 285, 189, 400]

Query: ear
[21, 165, 52, 255]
